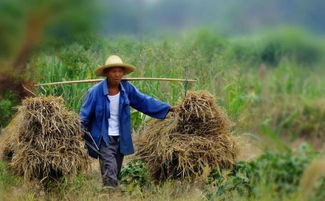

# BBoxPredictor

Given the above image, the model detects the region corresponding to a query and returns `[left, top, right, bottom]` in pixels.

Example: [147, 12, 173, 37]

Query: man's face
[104, 67, 125, 85]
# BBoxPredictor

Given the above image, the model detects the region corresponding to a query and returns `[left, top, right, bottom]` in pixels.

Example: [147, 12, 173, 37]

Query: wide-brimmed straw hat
[94, 55, 136, 76]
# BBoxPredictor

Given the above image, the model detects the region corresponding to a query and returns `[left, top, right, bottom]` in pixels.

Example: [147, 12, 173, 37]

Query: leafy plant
[208, 144, 317, 198]
[119, 159, 151, 191]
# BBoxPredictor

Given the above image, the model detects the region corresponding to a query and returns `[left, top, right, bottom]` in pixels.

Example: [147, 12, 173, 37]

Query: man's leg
[116, 145, 124, 178]
[99, 136, 124, 187]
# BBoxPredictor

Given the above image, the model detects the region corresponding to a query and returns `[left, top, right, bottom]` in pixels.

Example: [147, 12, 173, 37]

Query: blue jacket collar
[102, 78, 126, 96]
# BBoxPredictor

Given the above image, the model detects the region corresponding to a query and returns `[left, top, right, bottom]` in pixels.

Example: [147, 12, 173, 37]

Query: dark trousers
[99, 136, 124, 187]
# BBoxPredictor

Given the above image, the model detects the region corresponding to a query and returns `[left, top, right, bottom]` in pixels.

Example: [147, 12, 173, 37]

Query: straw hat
[94, 55, 136, 76]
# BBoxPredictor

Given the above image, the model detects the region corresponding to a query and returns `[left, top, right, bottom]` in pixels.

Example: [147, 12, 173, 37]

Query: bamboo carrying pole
[35, 77, 197, 87]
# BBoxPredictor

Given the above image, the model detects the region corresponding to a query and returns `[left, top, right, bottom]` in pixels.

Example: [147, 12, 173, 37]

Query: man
[80, 55, 176, 189]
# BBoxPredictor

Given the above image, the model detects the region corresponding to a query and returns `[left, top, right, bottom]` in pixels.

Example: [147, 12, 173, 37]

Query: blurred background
[1, 0, 325, 49]
[101, 0, 325, 36]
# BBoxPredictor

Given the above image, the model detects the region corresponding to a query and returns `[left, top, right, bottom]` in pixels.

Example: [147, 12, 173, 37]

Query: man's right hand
[169, 106, 178, 112]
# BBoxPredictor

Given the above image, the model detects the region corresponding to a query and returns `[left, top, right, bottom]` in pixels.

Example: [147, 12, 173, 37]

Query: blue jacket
[80, 78, 170, 156]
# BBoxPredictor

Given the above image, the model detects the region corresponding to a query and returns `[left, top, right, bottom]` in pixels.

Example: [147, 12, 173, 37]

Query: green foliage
[57, 43, 95, 79]
[299, 100, 325, 135]
[229, 28, 323, 67]
[0, 0, 102, 57]
[259, 118, 290, 152]
[208, 144, 316, 198]
[277, 99, 325, 139]
[310, 177, 325, 201]
[0, 160, 21, 187]
[257, 29, 322, 66]
[119, 160, 151, 191]
[228, 38, 259, 65]
[131, 111, 148, 131]
[223, 80, 249, 121]
[0, 91, 19, 128]
[41, 0, 104, 50]
[189, 29, 227, 59]
[0, 0, 25, 57]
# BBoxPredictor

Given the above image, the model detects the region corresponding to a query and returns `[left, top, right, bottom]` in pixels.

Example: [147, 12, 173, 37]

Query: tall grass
[30, 29, 325, 145]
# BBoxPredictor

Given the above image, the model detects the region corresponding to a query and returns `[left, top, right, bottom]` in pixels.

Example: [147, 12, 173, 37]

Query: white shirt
[107, 92, 120, 136]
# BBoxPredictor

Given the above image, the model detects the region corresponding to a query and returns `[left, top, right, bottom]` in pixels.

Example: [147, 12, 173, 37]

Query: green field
[1, 29, 325, 200]
[34, 29, 325, 141]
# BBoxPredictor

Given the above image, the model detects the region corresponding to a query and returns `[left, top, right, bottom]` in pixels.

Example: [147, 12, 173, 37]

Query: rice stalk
[136, 91, 238, 181]
[0, 96, 90, 185]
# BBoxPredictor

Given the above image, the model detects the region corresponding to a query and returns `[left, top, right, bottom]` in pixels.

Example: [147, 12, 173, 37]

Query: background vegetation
[32, 28, 325, 143]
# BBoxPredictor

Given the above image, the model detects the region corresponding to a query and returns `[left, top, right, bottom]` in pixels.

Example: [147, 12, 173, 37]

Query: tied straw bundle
[136, 91, 238, 181]
[0, 96, 90, 184]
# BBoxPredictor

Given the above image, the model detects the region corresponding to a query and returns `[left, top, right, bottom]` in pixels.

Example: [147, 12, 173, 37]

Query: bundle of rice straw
[136, 91, 238, 181]
[0, 96, 89, 184]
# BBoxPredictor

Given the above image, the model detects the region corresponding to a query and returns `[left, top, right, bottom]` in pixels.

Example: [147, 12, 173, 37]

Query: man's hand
[169, 106, 178, 112]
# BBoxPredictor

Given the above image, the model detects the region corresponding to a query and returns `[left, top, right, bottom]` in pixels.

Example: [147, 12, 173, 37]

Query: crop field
[0, 29, 325, 200]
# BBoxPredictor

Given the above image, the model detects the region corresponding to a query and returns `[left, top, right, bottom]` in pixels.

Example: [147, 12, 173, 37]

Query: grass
[1, 149, 324, 201]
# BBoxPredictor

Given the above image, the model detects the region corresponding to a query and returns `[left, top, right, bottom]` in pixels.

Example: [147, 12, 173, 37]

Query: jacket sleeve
[127, 83, 171, 119]
[80, 90, 96, 132]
